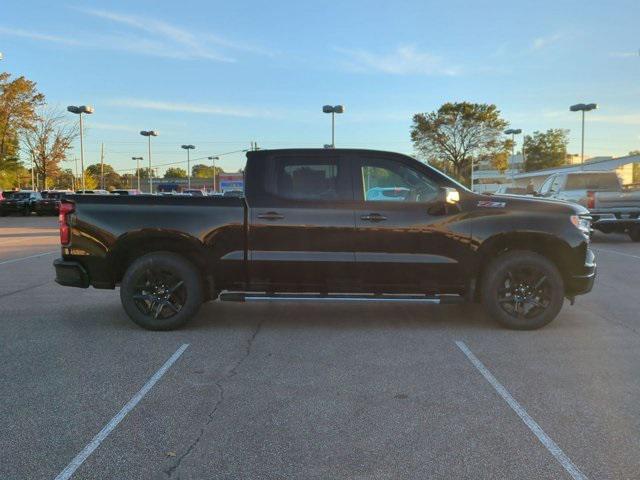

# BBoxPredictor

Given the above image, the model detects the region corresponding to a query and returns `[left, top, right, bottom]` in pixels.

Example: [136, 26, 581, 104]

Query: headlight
[570, 215, 591, 236]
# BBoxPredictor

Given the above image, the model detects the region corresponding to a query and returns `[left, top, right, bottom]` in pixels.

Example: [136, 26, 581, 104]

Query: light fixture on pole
[181, 145, 196, 188]
[67, 105, 94, 191]
[207, 156, 219, 193]
[503, 128, 523, 184]
[569, 103, 597, 166]
[132, 157, 143, 191]
[140, 131, 158, 193]
[322, 105, 344, 148]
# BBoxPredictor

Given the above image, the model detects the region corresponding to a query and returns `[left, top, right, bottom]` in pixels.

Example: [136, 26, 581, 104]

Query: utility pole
[31, 155, 35, 191]
[100, 142, 105, 190]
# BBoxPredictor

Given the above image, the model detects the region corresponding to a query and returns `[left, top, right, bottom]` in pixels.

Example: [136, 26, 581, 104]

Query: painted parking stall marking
[592, 247, 640, 261]
[455, 341, 588, 480]
[0, 251, 57, 265]
[53, 344, 189, 480]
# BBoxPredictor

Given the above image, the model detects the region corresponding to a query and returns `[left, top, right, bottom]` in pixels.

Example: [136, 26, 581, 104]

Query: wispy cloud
[0, 27, 81, 46]
[609, 51, 639, 58]
[531, 32, 563, 51]
[336, 45, 460, 76]
[107, 98, 280, 119]
[77, 7, 275, 61]
[0, 8, 274, 62]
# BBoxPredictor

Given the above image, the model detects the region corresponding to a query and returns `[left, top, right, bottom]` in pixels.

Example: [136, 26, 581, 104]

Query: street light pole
[181, 145, 195, 189]
[503, 128, 522, 184]
[322, 105, 344, 147]
[132, 157, 143, 191]
[570, 103, 597, 167]
[140, 131, 158, 193]
[208, 156, 219, 193]
[67, 105, 94, 191]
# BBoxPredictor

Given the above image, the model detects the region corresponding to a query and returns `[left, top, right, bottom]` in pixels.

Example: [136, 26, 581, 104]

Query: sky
[1, 0, 639, 175]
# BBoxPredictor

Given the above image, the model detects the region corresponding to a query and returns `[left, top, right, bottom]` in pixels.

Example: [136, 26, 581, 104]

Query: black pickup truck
[54, 149, 596, 330]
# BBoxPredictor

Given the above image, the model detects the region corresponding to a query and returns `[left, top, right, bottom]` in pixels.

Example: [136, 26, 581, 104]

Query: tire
[120, 252, 203, 330]
[629, 226, 640, 242]
[481, 250, 564, 330]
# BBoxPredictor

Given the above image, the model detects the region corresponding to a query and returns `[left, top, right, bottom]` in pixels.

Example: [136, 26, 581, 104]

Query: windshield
[565, 173, 620, 190]
[43, 192, 62, 199]
[6, 192, 30, 200]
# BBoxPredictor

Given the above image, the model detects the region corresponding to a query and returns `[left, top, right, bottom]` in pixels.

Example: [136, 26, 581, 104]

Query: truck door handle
[361, 213, 387, 222]
[257, 211, 284, 220]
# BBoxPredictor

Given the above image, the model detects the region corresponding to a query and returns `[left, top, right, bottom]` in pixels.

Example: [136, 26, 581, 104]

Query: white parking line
[0, 251, 57, 265]
[53, 344, 190, 480]
[592, 247, 640, 261]
[455, 341, 588, 480]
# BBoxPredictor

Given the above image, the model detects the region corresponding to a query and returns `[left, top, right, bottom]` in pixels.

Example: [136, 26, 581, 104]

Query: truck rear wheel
[629, 226, 640, 242]
[120, 252, 203, 331]
[481, 251, 564, 330]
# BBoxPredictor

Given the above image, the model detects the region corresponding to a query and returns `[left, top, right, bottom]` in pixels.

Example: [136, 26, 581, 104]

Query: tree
[86, 163, 122, 190]
[55, 169, 76, 190]
[522, 129, 569, 172]
[165, 167, 187, 178]
[22, 108, 78, 189]
[0, 72, 45, 165]
[411, 102, 509, 183]
[82, 170, 98, 190]
[192, 164, 224, 178]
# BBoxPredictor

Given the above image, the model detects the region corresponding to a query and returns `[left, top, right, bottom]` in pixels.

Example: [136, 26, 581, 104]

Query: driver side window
[360, 159, 439, 203]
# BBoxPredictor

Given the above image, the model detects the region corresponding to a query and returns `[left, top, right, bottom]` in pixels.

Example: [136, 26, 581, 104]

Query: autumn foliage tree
[411, 102, 510, 183]
[0, 72, 45, 188]
[522, 129, 569, 172]
[22, 108, 78, 189]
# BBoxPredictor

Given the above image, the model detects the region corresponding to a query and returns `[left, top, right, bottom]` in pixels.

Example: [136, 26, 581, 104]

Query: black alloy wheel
[481, 251, 564, 330]
[120, 252, 203, 330]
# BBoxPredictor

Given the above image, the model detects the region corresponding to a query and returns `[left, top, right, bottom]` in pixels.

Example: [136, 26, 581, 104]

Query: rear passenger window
[265, 156, 345, 201]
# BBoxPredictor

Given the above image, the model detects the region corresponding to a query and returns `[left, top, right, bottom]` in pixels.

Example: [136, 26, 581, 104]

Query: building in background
[472, 154, 523, 193]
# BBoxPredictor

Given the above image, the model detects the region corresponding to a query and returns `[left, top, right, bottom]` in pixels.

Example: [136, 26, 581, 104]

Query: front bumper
[54, 259, 90, 288]
[566, 248, 596, 296]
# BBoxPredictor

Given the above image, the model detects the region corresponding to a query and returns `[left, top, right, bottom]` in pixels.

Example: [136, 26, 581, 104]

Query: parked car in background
[222, 189, 244, 197]
[75, 189, 110, 195]
[182, 189, 206, 196]
[0, 190, 42, 216]
[537, 171, 640, 241]
[110, 189, 141, 195]
[54, 148, 595, 332]
[34, 190, 70, 216]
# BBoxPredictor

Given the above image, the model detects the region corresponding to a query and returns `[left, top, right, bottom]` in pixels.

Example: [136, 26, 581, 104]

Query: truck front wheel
[120, 252, 203, 330]
[481, 251, 564, 330]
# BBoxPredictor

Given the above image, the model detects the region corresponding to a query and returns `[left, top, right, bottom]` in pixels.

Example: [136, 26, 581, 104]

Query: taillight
[59, 202, 75, 246]
[586, 191, 595, 210]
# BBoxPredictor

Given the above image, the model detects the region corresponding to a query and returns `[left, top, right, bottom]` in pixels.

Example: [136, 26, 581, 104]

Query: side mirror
[442, 187, 460, 205]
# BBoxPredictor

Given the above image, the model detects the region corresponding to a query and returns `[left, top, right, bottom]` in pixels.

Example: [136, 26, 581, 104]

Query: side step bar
[219, 292, 464, 304]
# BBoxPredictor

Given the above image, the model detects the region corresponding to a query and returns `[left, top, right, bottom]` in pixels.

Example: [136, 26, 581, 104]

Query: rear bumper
[566, 249, 596, 296]
[54, 259, 90, 288]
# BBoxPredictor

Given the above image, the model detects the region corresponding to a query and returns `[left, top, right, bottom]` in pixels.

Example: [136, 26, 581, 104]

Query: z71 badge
[477, 200, 506, 208]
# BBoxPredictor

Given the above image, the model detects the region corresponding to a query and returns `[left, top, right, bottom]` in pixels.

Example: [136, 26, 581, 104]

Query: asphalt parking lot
[1, 216, 639, 480]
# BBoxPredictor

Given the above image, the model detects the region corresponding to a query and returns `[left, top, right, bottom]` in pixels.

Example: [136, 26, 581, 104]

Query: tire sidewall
[120, 252, 203, 330]
[481, 251, 564, 330]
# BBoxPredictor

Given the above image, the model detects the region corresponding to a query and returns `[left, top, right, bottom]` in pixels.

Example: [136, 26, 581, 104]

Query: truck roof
[247, 148, 412, 158]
